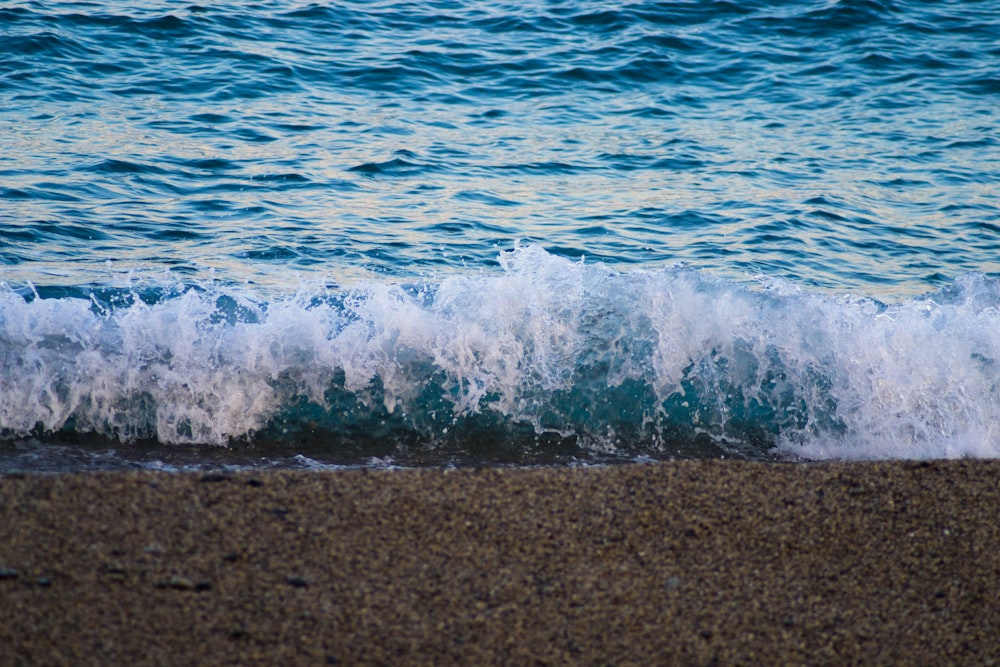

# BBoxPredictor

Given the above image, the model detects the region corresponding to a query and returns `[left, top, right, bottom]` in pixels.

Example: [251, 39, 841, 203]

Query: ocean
[2, 0, 999, 471]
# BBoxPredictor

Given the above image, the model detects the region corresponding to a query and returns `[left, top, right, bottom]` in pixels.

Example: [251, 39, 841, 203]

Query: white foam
[1, 246, 999, 459]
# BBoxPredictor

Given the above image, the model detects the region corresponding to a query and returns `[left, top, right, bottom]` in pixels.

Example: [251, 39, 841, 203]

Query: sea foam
[1, 246, 999, 461]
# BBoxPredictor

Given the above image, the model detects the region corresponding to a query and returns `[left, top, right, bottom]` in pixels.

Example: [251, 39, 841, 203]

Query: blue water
[2, 1, 999, 470]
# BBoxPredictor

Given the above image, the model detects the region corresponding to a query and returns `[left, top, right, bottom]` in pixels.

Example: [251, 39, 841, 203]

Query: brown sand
[1, 460, 999, 666]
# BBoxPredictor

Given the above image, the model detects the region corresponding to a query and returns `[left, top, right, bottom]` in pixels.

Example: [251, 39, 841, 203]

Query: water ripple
[0, 0, 997, 296]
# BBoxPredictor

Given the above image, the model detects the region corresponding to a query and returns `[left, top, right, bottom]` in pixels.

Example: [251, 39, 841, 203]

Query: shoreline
[2, 459, 999, 665]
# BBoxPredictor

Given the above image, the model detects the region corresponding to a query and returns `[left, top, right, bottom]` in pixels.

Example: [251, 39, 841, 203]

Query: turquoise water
[2, 1, 999, 469]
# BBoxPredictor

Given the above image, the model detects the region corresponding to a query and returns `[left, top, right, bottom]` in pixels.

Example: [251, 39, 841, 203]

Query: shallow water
[2, 1, 999, 470]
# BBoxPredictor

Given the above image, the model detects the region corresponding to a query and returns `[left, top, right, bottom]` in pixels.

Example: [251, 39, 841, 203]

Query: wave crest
[2, 246, 999, 461]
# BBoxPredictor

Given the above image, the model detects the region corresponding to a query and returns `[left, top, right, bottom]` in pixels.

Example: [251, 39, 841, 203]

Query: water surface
[2, 0, 999, 470]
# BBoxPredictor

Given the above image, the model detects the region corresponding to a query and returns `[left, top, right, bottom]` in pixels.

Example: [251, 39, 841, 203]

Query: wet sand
[1, 459, 999, 666]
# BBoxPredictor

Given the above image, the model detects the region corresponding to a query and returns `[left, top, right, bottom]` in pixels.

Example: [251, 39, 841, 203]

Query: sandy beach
[2, 459, 999, 665]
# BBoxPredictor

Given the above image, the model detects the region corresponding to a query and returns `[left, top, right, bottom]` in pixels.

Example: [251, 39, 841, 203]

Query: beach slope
[2, 460, 999, 665]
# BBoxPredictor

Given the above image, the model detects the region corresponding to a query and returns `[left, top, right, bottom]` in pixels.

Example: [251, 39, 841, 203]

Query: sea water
[2, 1, 999, 470]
